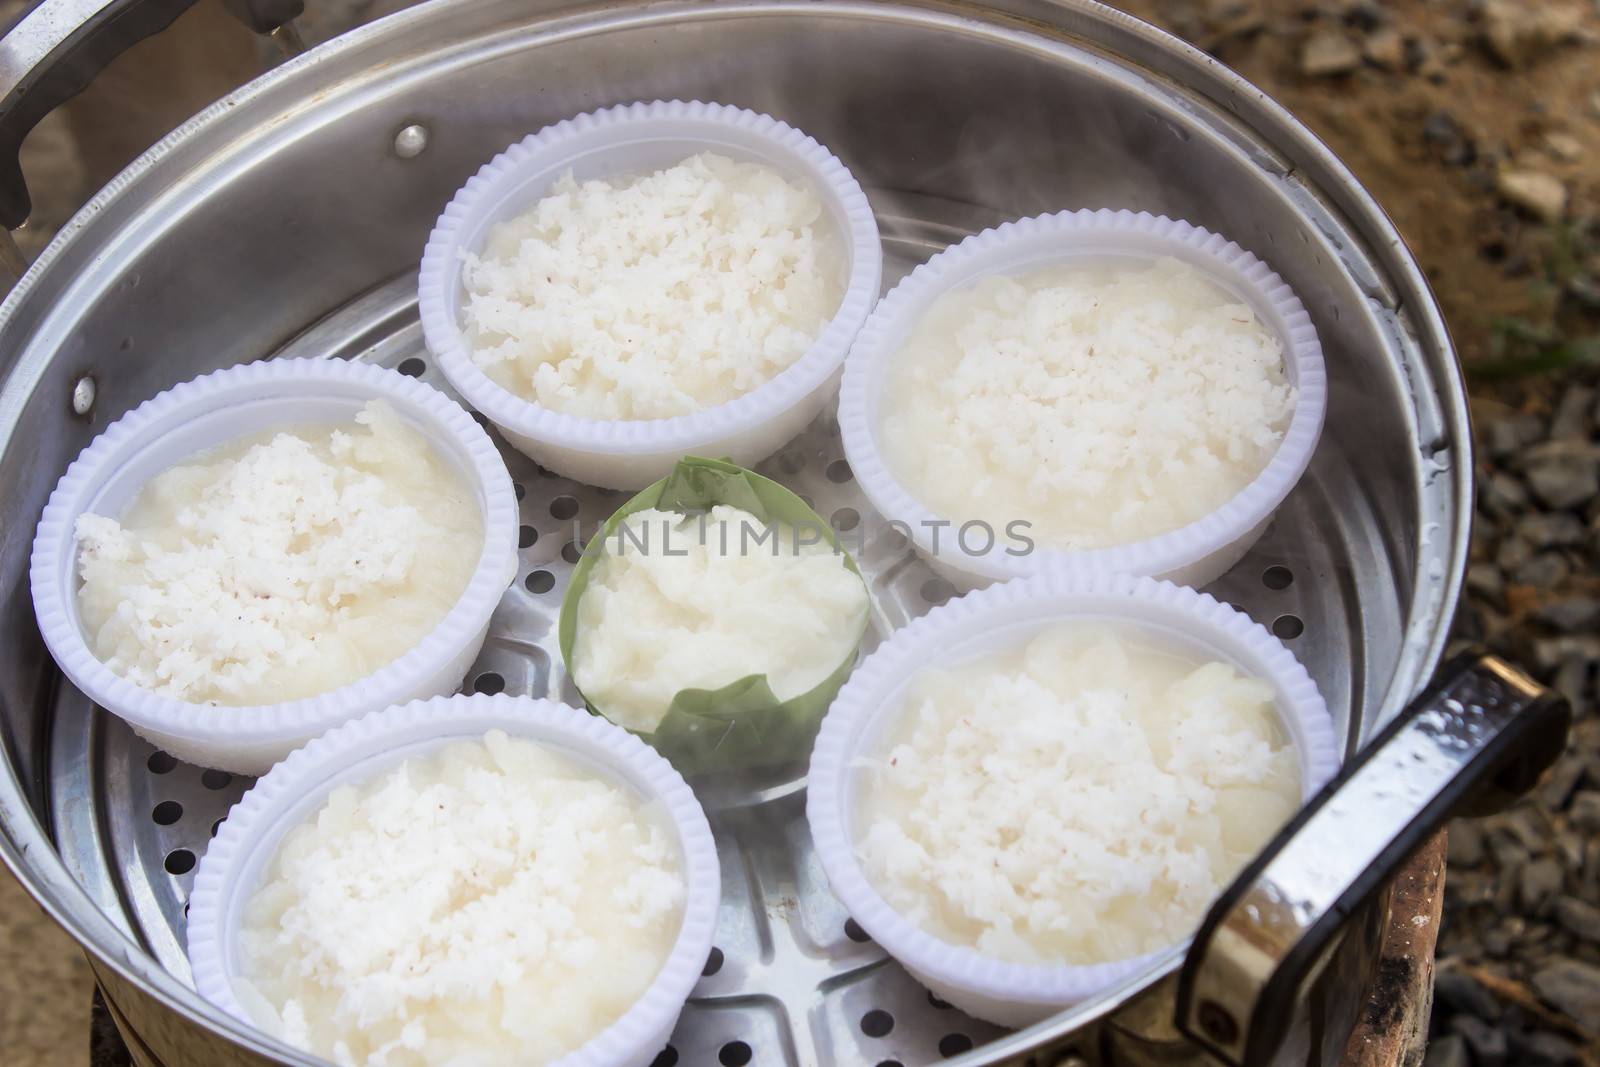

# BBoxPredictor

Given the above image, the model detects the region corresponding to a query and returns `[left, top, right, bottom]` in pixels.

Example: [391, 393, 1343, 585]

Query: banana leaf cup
[558, 456, 870, 776]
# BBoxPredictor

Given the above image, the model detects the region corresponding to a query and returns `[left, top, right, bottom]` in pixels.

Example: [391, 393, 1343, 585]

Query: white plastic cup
[187, 694, 720, 1067]
[839, 209, 1327, 589]
[418, 99, 883, 490]
[29, 358, 520, 774]
[805, 571, 1340, 1027]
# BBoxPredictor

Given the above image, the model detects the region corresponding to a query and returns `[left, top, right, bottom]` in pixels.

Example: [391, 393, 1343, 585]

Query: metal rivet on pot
[70, 375, 96, 417]
[1198, 1000, 1239, 1046]
[394, 124, 429, 159]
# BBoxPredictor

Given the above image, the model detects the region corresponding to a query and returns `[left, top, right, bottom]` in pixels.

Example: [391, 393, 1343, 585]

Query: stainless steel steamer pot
[0, 2, 1572, 1065]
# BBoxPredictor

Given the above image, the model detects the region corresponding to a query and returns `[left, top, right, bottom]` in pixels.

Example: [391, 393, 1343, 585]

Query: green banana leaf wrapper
[558, 456, 869, 776]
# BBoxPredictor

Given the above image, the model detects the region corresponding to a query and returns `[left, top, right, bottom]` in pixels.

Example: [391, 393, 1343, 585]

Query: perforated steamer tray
[48, 204, 1378, 1067]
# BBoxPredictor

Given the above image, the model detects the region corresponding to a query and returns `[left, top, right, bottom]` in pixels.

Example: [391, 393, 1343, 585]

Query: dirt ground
[1, 0, 1596, 1064]
[1118, 0, 1599, 372]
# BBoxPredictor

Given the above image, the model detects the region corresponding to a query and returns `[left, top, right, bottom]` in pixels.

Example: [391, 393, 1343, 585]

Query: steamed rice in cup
[838, 208, 1326, 589]
[186, 694, 719, 1067]
[806, 572, 1338, 1026]
[419, 99, 883, 490]
[29, 359, 519, 774]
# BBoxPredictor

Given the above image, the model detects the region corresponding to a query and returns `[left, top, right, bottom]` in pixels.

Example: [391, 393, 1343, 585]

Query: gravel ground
[1428, 383, 1600, 1067]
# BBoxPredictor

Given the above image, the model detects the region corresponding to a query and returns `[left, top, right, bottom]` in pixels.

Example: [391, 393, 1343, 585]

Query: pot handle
[0, 0, 303, 236]
[1176, 648, 1570, 1067]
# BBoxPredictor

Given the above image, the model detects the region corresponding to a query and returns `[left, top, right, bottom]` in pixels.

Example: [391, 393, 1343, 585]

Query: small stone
[1449, 1013, 1508, 1066]
[1513, 552, 1570, 589]
[1535, 596, 1600, 633]
[1556, 823, 1586, 869]
[1338, 0, 1385, 32]
[1440, 966, 1497, 1017]
[1486, 412, 1546, 458]
[1364, 26, 1406, 69]
[1554, 896, 1600, 943]
[1488, 605, 1518, 645]
[1488, 829, 1531, 871]
[1532, 637, 1600, 673]
[1544, 131, 1584, 163]
[1554, 658, 1593, 714]
[1483, 923, 1515, 956]
[1301, 28, 1363, 76]
[1466, 561, 1505, 602]
[1504, 807, 1552, 850]
[1497, 535, 1535, 572]
[1202, 0, 1264, 38]
[1571, 276, 1600, 313]
[1523, 442, 1600, 510]
[1532, 958, 1600, 1019]
[1550, 384, 1595, 440]
[1494, 870, 1520, 913]
[1521, 856, 1566, 914]
[1540, 752, 1589, 810]
[1497, 921, 1536, 947]
[1481, 0, 1585, 68]
[1423, 109, 1464, 143]
[1417, 52, 1449, 83]
[1448, 821, 1488, 866]
[1423, 1033, 1469, 1067]
[1518, 439, 1600, 469]
[1517, 1030, 1584, 1066]
[1516, 512, 1586, 548]
[1482, 470, 1531, 518]
[1449, 869, 1496, 907]
[1497, 168, 1569, 222]
[1571, 791, 1600, 833]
